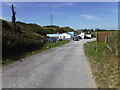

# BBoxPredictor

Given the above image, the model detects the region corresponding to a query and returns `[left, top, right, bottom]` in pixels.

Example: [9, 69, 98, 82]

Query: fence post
[105, 36, 112, 52]
[96, 32, 98, 52]
[105, 36, 107, 44]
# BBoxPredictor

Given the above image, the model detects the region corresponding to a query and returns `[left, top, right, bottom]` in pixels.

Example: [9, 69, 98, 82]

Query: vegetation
[2, 20, 45, 61]
[43, 40, 69, 49]
[84, 32, 119, 88]
[2, 19, 72, 64]
[76, 29, 116, 37]
[43, 25, 74, 34]
[3, 40, 69, 65]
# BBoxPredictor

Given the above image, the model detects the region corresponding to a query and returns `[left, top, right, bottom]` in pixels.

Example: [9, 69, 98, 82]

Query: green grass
[2, 40, 70, 65]
[84, 41, 119, 88]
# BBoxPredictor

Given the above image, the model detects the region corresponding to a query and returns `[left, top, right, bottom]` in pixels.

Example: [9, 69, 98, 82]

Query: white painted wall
[59, 33, 71, 39]
[86, 34, 92, 38]
[77, 33, 85, 39]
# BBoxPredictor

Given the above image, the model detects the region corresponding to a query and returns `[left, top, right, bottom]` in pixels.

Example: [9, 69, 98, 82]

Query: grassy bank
[2, 19, 73, 65]
[2, 40, 70, 65]
[84, 41, 119, 88]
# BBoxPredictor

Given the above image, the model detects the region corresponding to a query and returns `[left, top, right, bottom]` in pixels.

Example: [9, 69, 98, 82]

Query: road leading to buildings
[2, 38, 96, 88]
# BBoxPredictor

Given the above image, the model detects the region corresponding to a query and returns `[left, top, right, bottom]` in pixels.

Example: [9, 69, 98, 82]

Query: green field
[84, 37, 119, 88]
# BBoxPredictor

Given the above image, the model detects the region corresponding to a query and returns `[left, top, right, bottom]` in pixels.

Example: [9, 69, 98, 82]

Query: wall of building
[77, 33, 85, 39]
[47, 34, 60, 37]
[59, 33, 71, 39]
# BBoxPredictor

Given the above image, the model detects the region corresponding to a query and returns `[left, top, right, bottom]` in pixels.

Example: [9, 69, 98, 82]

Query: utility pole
[11, 4, 17, 35]
[51, 13, 53, 25]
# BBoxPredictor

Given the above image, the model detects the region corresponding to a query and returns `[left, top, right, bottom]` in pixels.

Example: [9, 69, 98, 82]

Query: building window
[60, 36, 62, 38]
[63, 36, 65, 38]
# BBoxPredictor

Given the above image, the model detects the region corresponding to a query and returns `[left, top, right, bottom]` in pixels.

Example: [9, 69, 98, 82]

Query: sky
[1, 2, 118, 30]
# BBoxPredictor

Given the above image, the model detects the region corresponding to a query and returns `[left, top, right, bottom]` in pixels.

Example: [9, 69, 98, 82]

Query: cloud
[4, 3, 15, 6]
[81, 14, 99, 20]
[3, 2, 20, 8]
[70, 15, 99, 20]
[70, 16, 80, 19]
[36, 2, 73, 7]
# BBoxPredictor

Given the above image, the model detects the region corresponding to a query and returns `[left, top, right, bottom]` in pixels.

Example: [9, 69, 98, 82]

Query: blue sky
[2, 2, 118, 30]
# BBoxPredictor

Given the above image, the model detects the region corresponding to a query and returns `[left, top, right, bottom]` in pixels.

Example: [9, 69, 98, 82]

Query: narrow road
[2, 38, 96, 88]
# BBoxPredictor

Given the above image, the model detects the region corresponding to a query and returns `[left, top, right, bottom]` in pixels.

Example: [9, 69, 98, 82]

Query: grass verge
[2, 40, 70, 65]
[84, 41, 119, 88]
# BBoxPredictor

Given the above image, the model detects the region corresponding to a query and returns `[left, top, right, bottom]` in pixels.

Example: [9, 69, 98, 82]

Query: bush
[2, 20, 45, 59]
[59, 39, 62, 41]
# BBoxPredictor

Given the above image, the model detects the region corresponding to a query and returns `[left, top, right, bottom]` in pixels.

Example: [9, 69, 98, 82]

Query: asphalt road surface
[2, 38, 96, 88]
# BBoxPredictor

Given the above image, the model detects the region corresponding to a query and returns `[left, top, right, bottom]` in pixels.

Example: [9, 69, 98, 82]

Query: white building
[77, 33, 85, 39]
[47, 32, 75, 40]
[59, 33, 72, 39]
[85, 34, 92, 38]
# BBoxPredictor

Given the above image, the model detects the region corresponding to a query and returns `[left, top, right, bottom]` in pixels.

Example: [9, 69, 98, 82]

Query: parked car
[78, 36, 82, 39]
[45, 37, 56, 43]
[84, 35, 91, 39]
[74, 37, 79, 41]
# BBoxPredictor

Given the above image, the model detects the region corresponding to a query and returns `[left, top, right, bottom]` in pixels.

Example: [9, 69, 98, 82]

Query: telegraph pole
[51, 13, 53, 25]
[11, 4, 17, 35]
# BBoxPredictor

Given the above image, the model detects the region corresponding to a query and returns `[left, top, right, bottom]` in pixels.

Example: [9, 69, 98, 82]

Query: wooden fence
[96, 32, 112, 42]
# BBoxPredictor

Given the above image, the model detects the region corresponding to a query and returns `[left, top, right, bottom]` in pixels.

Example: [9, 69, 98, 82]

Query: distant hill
[43, 25, 74, 34]
[2, 19, 75, 59]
